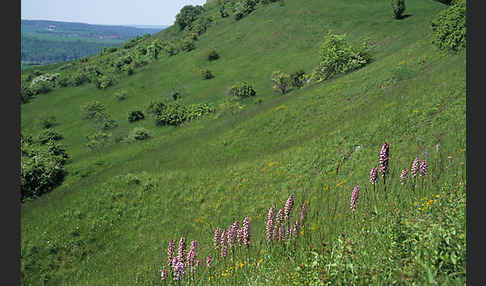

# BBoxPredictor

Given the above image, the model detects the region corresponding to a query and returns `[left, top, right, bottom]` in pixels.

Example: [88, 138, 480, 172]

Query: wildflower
[350, 186, 360, 213]
[206, 255, 212, 269]
[173, 259, 186, 281]
[227, 225, 236, 248]
[369, 167, 378, 184]
[177, 237, 186, 264]
[161, 268, 168, 280]
[411, 158, 420, 178]
[278, 225, 284, 241]
[266, 206, 276, 242]
[276, 208, 284, 225]
[167, 239, 175, 268]
[419, 160, 428, 176]
[400, 168, 409, 184]
[272, 225, 278, 241]
[299, 201, 307, 224]
[284, 195, 295, 221]
[187, 240, 197, 267]
[242, 216, 250, 248]
[293, 219, 300, 239]
[379, 142, 390, 177]
[236, 227, 243, 246]
[220, 230, 227, 257]
[213, 227, 221, 250]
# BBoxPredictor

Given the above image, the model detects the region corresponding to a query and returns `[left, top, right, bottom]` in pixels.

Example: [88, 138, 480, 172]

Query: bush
[128, 110, 145, 122]
[207, 49, 220, 61]
[94, 75, 114, 89]
[70, 72, 90, 86]
[163, 41, 179, 56]
[311, 31, 371, 82]
[201, 69, 214, 80]
[228, 81, 256, 98]
[114, 90, 128, 101]
[80, 101, 106, 120]
[20, 82, 35, 104]
[102, 47, 118, 55]
[190, 16, 213, 35]
[175, 5, 205, 31]
[391, 0, 406, 19]
[431, 0, 466, 52]
[152, 102, 215, 126]
[220, 4, 229, 18]
[93, 112, 118, 131]
[85, 131, 112, 151]
[21, 139, 67, 201]
[127, 127, 151, 141]
[290, 70, 306, 88]
[146, 100, 167, 115]
[37, 129, 63, 144]
[186, 103, 216, 121]
[271, 71, 292, 95]
[181, 38, 196, 52]
[234, 0, 257, 20]
[154, 103, 187, 126]
[39, 114, 57, 129]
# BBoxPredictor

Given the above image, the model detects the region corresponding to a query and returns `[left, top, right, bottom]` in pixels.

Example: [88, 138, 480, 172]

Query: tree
[392, 0, 406, 19]
[271, 71, 292, 95]
[175, 5, 205, 31]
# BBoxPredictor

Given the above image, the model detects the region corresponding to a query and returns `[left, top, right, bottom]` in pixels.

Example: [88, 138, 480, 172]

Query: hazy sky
[21, 0, 207, 26]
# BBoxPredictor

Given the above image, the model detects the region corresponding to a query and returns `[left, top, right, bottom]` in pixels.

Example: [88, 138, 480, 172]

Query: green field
[20, 0, 466, 285]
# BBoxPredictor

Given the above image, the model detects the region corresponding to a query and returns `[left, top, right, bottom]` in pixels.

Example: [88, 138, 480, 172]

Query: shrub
[271, 71, 292, 95]
[220, 4, 229, 18]
[39, 114, 57, 129]
[290, 69, 306, 88]
[102, 47, 118, 54]
[21, 139, 67, 201]
[85, 131, 112, 151]
[146, 100, 167, 115]
[163, 41, 179, 56]
[154, 103, 187, 126]
[114, 90, 128, 101]
[93, 112, 118, 131]
[152, 102, 214, 126]
[37, 129, 63, 144]
[186, 103, 216, 121]
[311, 31, 371, 82]
[190, 16, 213, 35]
[431, 0, 466, 52]
[391, 0, 406, 19]
[45, 141, 69, 165]
[70, 72, 90, 86]
[207, 49, 220, 61]
[128, 110, 145, 122]
[20, 82, 34, 104]
[181, 38, 196, 52]
[228, 81, 256, 98]
[201, 69, 214, 80]
[175, 5, 205, 31]
[80, 101, 106, 120]
[127, 127, 151, 141]
[234, 0, 257, 20]
[94, 75, 114, 89]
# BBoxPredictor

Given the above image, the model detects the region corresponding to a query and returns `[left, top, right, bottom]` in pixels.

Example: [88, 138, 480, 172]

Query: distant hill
[125, 24, 169, 30]
[21, 19, 166, 67]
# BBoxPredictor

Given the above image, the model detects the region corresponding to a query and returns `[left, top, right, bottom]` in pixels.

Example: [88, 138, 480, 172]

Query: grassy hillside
[20, 0, 466, 285]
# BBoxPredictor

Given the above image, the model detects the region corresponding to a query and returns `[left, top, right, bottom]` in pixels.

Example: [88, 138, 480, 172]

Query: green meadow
[20, 0, 466, 285]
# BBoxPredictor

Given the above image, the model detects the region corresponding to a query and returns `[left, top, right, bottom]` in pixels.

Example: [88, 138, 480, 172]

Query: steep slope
[20, 0, 465, 285]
